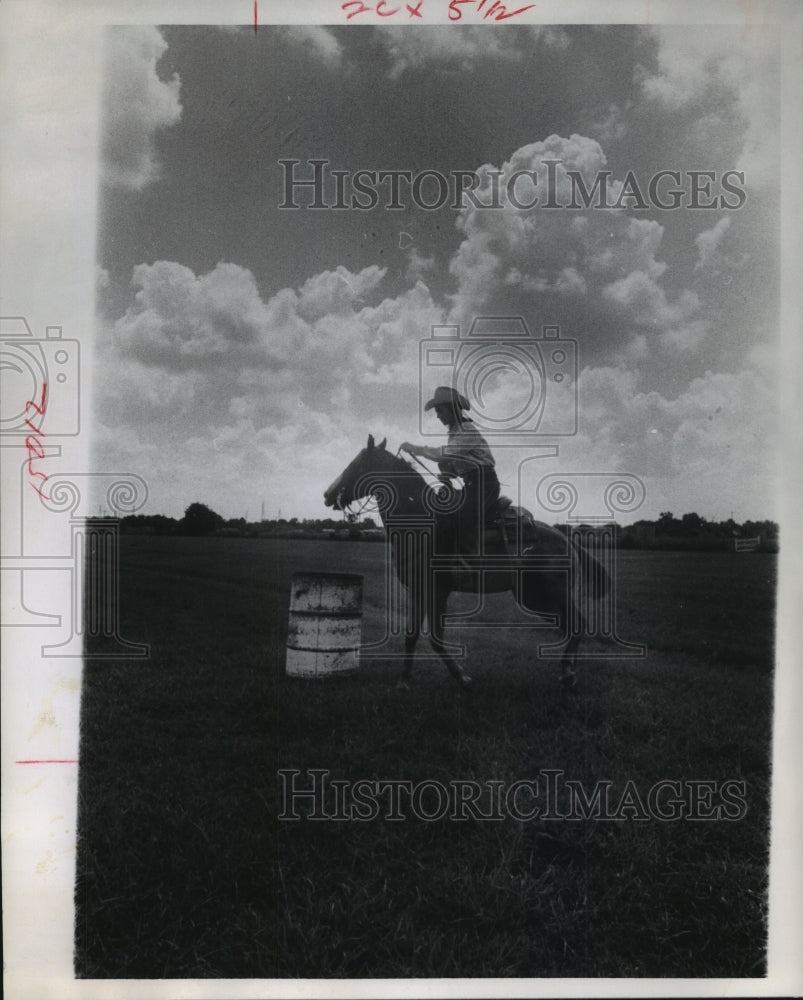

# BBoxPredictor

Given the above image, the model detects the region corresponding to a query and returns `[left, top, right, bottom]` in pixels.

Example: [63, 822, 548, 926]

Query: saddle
[482, 496, 537, 552]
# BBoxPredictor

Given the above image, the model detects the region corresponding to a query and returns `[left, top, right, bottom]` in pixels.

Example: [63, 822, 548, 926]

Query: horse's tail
[570, 534, 611, 600]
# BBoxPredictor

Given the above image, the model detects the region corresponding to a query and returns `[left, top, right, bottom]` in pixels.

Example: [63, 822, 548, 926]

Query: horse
[323, 434, 609, 689]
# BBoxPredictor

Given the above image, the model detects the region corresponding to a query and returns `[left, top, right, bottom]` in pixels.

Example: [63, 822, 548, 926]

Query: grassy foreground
[75, 537, 774, 978]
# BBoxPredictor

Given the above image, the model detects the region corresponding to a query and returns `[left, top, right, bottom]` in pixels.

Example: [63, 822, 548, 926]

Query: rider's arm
[400, 441, 445, 461]
[416, 444, 444, 462]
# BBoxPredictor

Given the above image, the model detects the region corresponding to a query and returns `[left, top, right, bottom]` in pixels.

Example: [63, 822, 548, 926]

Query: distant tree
[181, 502, 225, 536]
[656, 511, 680, 536]
[681, 512, 706, 533]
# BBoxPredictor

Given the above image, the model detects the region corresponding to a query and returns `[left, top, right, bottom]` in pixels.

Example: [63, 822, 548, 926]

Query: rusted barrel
[285, 572, 363, 678]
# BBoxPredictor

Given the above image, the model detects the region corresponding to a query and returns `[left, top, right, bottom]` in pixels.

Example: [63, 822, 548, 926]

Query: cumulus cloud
[101, 27, 182, 190]
[446, 134, 707, 357]
[514, 359, 779, 519]
[90, 20, 783, 523]
[109, 260, 438, 388]
[693, 216, 750, 279]
[96, 260, 445, 516]
[375, 26, 517, 78]
[374, 24, 570, 79]
[588, 102, 630, 147]
[637, 25, 779, 188]
[695, 217, 731, 269]
[238, 24, 570, 81]
[405, 247, 437, 282]
[574, 363, 774, 476]
[602, 272, 699, 330]
[97, 240, 778, 520]
[281, 26, 344, 68]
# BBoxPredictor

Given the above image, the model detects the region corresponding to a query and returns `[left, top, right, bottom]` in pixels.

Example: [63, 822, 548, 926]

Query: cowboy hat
[424, 386, 470, 411]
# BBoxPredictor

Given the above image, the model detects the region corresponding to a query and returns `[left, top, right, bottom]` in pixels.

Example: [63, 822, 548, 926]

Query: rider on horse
[400, 386, 501, 558]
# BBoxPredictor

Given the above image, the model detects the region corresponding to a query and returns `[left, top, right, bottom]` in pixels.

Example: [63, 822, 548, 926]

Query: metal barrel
[285, 572, 363, 678]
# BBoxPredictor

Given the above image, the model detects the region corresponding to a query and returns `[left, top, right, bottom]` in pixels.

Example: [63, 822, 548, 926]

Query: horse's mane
[376, 446, 430, 488]
[359, 444, 438, 513]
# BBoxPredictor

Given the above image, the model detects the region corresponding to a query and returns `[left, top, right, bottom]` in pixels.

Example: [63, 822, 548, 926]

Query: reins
[340, 446, 446, 520]
[396, 446, 443, 484]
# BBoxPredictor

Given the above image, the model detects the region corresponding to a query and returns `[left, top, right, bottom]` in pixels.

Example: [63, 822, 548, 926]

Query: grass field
[75, 537, 775, 978]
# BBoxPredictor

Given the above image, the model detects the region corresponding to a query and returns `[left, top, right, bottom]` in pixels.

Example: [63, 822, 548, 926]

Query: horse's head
[323, 434, 390, 510]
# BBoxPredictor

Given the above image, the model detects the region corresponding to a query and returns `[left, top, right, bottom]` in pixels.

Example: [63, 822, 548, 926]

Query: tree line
[118, 503, 381, 539]
[115, 502, 778, 550]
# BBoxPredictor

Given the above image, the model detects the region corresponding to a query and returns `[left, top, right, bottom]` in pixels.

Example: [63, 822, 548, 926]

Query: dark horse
[323, 435, 608, 689]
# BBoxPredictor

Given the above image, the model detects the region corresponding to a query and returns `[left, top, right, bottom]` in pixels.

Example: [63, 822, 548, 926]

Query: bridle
[336, 447, 445, 520]
[342, 493, 378, 520]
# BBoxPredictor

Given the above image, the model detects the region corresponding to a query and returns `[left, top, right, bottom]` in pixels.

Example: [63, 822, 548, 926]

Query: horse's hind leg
[522, 569, 580, 685]
[560, 632, 581, 687]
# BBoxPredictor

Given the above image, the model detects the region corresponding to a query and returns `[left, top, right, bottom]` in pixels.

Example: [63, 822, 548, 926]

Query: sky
[93, 20, 783, 524]
[1, 8, 801, 994]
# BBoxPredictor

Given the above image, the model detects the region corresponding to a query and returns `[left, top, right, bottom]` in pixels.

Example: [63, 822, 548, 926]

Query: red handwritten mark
[343, 1, 366, 16]
[490, 1, 536, 19]
[341, 0, 423, 17]
[16, 760, 79, 765]
[254, 0, 258, 35]
[25, 383, 47, 421]
[342, 1, 372, 17]
[24, 383, 51, 500]
[449, 0, 535, 20]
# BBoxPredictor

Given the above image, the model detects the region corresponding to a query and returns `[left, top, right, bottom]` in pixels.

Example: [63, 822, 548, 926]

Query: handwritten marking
[341, 0, 534, 18]
[16, 760, 79, 765]
[342, 0, 431, 18]
[24, 382, 51, 500]
[449, 0, 536, 19]
[254, 0, 258, 34]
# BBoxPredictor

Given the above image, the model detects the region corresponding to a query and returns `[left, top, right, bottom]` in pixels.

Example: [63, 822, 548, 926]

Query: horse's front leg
[399, 597, 421, 688]
[430, 584, 472, 690]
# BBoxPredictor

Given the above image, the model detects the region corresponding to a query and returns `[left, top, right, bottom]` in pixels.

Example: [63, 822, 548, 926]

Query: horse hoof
[458, 675, 473, 691]
[560, 671, 577, 688]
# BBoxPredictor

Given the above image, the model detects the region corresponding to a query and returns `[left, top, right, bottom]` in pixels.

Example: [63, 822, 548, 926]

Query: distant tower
[261, 500, 265, 521]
